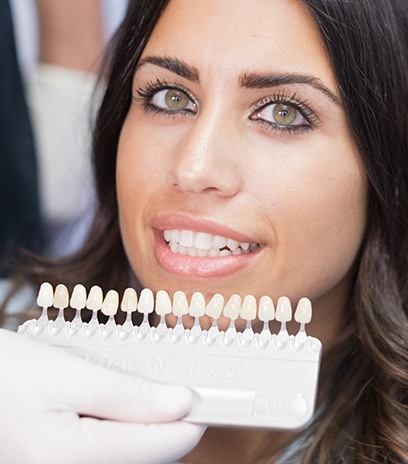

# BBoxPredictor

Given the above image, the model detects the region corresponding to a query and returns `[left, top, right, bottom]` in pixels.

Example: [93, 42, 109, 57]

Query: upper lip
[151, 213, 262, 244]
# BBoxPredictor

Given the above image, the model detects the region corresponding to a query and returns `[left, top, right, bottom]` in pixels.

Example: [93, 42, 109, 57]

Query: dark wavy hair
[15, 0, 408, 462]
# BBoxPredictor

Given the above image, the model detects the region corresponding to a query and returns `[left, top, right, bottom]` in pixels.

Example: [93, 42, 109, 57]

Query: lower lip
[153, 230, 261, 278]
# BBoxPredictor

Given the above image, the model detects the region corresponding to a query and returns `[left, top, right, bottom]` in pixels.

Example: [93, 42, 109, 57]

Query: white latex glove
[0, 329, 204, 464]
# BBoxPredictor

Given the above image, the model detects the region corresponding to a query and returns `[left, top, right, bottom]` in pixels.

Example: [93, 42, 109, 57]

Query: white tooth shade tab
[155, 290, 172, 316]
[205, 294, 224, 319]
[86, 286, 103, 311]
[295, 297, 312, 324]
[275, 296, 292, 322]
[240, 295, 257, 321]
[70, 284, 87, 310]
[37, 282, 53, 307]
[172, 291, 189, 316]
[258, 296, 275, 322]
[101, 290, 119, 317]
[189, 292, 206, 317]
[138, 288, 154, 314]
[223, 294, 242, 320]
[121, 288, 138, 313]
[54, 284, 69, 309]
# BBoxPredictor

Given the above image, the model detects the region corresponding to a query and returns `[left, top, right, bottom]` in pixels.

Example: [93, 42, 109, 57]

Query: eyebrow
[137, 56, 199, 82]
[136, 55, 341, 106]
[239, 72, 341, 106]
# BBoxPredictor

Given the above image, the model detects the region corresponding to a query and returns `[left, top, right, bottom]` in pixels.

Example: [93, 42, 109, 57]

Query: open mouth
[164, 229, 261, 257]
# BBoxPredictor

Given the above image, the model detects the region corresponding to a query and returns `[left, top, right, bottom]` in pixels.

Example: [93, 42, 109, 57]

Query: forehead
[142, 0, 336, 87]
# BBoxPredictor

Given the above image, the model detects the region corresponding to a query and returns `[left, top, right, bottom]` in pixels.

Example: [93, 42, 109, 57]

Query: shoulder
[0, 279, 35, 331]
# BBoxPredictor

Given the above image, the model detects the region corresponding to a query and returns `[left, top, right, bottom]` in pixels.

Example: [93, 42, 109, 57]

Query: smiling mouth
[164, 229, 261, 257]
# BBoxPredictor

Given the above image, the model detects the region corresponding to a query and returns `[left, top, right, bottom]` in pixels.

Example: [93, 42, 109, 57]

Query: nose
[166, 110, 241, 197]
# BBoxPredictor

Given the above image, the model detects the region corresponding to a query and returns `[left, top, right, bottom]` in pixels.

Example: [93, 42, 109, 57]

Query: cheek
[249, 145, 367, 301]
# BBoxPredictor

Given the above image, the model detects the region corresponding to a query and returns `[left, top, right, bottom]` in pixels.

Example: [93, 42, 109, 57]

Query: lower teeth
[167, 242, 257, 256]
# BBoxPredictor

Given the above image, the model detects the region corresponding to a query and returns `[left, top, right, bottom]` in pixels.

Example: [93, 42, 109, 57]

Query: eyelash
[135, 79, 197, 117]
[134, 80, 319, 133]
[249, 93, 319, 134]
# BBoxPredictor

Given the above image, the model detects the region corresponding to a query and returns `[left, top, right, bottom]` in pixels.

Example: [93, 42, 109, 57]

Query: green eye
[164, 89, 190, 110]
[251, 101, 310, 131]
[273, 104, 298, 126]
[148, 87, 196, 113]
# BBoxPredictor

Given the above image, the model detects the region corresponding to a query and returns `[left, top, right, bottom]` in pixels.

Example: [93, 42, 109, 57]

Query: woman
[3, 0, 408, 462]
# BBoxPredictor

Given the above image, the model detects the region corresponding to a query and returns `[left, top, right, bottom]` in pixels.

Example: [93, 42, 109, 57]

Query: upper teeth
[164, 229, 260, 256]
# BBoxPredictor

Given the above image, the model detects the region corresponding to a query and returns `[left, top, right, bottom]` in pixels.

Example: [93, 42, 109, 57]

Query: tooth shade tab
[240, 295, 257, 321]
[205, 294, 224, 319]
[54, 284, 69, 309]
[86, 286, 103, 311]
[137, 288, 154, 314]
[189, 292, 206, 317]
[154, 290, 172, 316]
[101, 290, 119, 317]
[172, 291, 189, 317]
[258, 296, 275, 322]
[295, 298, 312, 324]
[37, 282, 53, 308]
[70, 284, 87, 310]
[121, 288, 138, 313]
[276, 297, 292, 322]
[223, 294, 241, 320]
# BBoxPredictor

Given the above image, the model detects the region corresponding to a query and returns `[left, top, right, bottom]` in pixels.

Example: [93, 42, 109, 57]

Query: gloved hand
[0, 329, 204, 464]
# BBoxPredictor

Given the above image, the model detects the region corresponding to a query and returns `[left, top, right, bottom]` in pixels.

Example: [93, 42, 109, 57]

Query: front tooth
[187, 246, 197, 257]
[101, 289, 119, 316]
[54, 284, 69, 309]
[37, 282, 54, 307]
[156, 290, 172, 316]
[189, 292, 206, 317]
[258, 296, 275, 321]
[178, 245, 187, 255]
[138, 288, 154, 314]
[121, 288, 138, 313]
[295, 297, 312, 324]
[172, 291, 189, 316]
[227, 239, 239, 251]
[179, 230, 194, 247]
[194, 232, 213, 250]
[197, 249, 208, 257]
[276, 296, 292, 322]
[86, 285, 103, 311]
[223, 294, 241, 320]
[70, 284, 87, 310]
[240, 295, 257, 320]
[205, 293, 224, 319]
[212, 235, 227, 249]
[171, 229, 180, 242]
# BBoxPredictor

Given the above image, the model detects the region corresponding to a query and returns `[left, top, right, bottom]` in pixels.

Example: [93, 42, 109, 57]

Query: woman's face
[117, 0, 367, 336]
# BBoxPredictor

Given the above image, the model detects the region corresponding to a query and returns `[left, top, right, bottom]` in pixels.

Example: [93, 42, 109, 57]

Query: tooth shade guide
[20, 284, 322, 431]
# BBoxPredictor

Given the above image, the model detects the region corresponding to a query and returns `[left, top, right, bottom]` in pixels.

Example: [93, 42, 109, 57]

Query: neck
[181, 427, 295, 464]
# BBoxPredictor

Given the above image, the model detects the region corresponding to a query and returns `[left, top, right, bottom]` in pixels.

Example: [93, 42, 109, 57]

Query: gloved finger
[3, 330, 194, 423]
[52, 354, 194, 422]
[54, 416, 205, 464]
